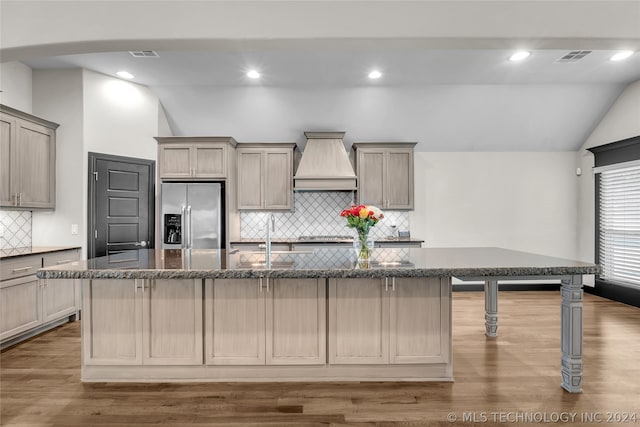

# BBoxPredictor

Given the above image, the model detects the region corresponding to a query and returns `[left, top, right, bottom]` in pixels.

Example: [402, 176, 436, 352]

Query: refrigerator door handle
[181, 205, 186, 249]
[187, 205, 192, 249]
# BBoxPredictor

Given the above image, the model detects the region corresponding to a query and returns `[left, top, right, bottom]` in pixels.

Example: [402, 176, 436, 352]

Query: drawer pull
[56, 259, 72, 265]
[11, 266, 33, 273]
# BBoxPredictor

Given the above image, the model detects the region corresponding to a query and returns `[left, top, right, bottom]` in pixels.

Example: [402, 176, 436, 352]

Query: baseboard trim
[585, 281, 640, 308]
[0, 315, 76, 351]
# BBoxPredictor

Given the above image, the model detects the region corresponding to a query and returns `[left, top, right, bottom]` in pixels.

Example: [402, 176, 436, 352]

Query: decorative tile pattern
[240, 192, 409, 240]
[0, 210, 32, 250]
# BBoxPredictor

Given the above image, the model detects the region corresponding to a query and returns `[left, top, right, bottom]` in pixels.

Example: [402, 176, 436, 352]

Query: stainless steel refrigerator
[161, 182, 224, 249]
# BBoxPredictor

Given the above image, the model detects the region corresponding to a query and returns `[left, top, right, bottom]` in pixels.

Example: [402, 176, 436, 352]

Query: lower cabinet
[0, 275, 42, 341]
[0, 249, 80, 344]
[328, 277, 450, 365]
[83, 278, 202, 365]
[205, 278, 326, 365]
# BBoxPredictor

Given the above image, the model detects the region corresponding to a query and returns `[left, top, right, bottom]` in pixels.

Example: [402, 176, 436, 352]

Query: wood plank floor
[1, 291, 639, 426]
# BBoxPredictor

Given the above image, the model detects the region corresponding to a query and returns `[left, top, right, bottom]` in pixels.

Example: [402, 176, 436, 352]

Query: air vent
[556, 50, 592, 63]
[129, 50, 159, 58]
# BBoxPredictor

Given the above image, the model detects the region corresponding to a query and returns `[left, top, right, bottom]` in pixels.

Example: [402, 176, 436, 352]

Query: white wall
[0, 61, 32, 112]
[411, 152, 579, 260]
[83, 70, 159, 160]
[9, 68, 163, 257]
[31, 69, 84, 251]
[577, 79, 640, 263]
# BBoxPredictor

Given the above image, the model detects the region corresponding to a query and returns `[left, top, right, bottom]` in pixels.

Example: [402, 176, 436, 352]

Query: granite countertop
[36, 247, 599, 280]
[1, 246, 81, 259]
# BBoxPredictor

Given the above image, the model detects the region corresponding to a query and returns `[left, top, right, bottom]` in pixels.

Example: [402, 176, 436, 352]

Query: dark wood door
[88, 153, 155, 258]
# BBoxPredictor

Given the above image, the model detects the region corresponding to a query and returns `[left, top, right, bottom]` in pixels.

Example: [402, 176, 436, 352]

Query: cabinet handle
[19, 193, 22, 206]
[11, 266, 33, 273]
[259, 278, 263, 293]
[56, 259, 72, 265]
[385, 277, 389, 292]
[266, 277, 270, 293]
[392, 277, 396, 291]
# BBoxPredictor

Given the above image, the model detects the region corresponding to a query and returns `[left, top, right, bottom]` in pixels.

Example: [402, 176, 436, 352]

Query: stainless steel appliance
[161, 182, 224, 249]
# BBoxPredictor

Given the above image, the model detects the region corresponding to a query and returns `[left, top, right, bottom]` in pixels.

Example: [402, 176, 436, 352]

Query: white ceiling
[22, 47, 640, 86]
[6, 1, 640, 151]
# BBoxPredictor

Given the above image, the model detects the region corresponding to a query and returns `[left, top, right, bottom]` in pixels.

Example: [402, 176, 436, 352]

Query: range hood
[294, 131, 357, 191]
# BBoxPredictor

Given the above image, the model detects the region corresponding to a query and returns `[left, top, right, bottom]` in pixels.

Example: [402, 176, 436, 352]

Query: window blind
[598, 164, 640, 288]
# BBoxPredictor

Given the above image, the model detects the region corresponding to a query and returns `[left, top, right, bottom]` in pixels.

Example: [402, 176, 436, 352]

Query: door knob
[135, 241, 148, 247]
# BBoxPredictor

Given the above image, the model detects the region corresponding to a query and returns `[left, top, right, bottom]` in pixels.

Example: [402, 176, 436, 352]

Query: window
[590, 136, 640, 293]
[598, 164, 640, 288]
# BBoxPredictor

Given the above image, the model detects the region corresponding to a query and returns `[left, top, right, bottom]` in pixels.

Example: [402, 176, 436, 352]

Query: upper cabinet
[352, 142, 416, 210]
[156, 137, 237, 179]
[236, 143, 295, 210]
[1, 105, 58, 209]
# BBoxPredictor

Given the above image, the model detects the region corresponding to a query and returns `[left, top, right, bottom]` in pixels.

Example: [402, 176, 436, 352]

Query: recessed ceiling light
[509, 51, 531, 62]
[116, 71, 134, 79]
[247, 70, 261, 79]
[368, 70, 382, 79]
[610, 51, 634, 61]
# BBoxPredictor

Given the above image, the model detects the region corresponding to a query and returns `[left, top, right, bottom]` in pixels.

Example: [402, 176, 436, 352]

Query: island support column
[560, 274, 583, 393]
[484, 280, 498, 337]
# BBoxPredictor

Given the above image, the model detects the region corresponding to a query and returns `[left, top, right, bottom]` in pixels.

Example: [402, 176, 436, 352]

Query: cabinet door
[42, 250, 80, 322]
[83, 279, 142, 365]
[41, 279, 76, 322]
[15, 120, 55, 208]
[236, 150, 264, 209]
[0, 114, 15, 206]
[357, 150, 385, 206]
[389, 278, 450, 364]
[264, 150, 292, 210]
[205, 279, 265, 365]
[385, 149, 413, 210]
[143, 279, 203, 365]
[266, 278, 325, 365]
[328, 278, 389, 364]
[158, 144, 192, 178]
[0, 276, 42, 341]
[193, 144, 226, 177]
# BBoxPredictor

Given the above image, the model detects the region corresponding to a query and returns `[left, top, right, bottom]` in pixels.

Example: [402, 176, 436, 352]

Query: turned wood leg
[484, 280, 498, 337]
[561, 274, 583, 393]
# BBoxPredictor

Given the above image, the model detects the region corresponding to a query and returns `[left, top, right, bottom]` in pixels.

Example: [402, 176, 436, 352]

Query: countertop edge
[37, 265, 600, 280]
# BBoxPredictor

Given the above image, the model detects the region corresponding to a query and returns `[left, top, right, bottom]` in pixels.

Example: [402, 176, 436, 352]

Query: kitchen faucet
[265, 214, 275, 269]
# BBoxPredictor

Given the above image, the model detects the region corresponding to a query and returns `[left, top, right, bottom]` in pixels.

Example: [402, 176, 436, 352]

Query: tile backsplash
[0, 210, 32, 250]
[240, 192, 409, 239]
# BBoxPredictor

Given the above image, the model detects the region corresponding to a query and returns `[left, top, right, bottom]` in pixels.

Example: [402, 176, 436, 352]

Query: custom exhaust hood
[294, 131, 357, 191]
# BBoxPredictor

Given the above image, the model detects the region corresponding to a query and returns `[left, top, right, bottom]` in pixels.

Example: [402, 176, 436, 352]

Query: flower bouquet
[340, 204, 384, 265]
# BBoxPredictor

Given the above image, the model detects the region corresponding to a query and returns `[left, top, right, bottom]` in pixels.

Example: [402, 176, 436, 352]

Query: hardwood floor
[1, 291, 639, 426]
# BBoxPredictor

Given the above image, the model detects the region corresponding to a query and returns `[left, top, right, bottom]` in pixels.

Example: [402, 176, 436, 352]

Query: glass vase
[356, 229, 371, 268]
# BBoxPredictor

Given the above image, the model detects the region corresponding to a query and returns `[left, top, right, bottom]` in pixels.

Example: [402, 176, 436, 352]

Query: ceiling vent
[556, 50, 592, 63]
[129, 50, 159, 58]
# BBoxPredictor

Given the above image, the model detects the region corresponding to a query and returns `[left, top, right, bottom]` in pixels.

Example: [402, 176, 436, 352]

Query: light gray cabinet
[352, 142, 416, 210]
[83, 278, 203, 366]
[156, 137, 236, 179]
[0, 249, 79, 344]
[0, 105, 58, 209]
[205, 278, 326, 365]
[236, 143, 295, 210]
[328, 277, 450, 365]
[42, 251, 79, 322]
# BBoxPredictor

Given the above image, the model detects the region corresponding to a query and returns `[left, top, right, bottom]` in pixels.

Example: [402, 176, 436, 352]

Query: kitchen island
[37, 247, 598, 393]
